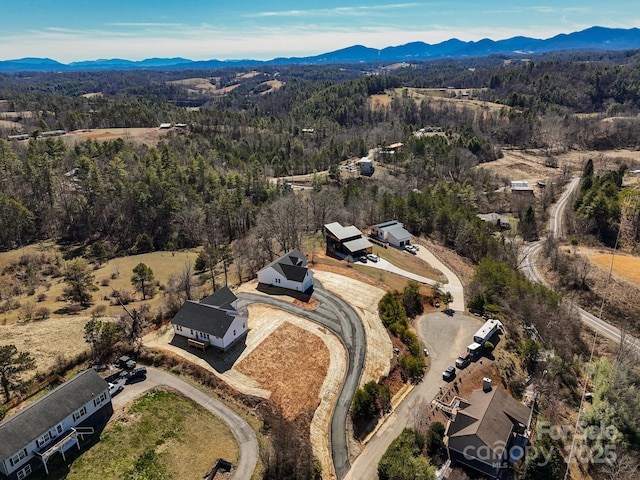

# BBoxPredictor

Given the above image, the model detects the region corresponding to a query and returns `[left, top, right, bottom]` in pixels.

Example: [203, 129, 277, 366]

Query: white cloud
[248, 3, 427, 18]
[105, 23, 186, 28]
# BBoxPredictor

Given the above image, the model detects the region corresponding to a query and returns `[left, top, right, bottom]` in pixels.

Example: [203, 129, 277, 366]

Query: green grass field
[33, 389, 239, 480]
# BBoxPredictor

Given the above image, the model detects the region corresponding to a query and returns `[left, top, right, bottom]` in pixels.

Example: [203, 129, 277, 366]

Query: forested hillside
[2, 51, 640, 259]
[2, 50, 640, 480]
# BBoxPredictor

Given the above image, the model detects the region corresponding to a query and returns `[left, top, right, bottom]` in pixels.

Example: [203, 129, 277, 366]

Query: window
[72, 406, 87, 422]
[190, 329, 193, 335]
[233, 330, 236, 336]
[36, 432, 51, 448]
[17, 464, 32, 480]
[176, 325, 183, 332]
[275, 278, 280, 284]
[93, 392, 107, 407]
[55, 423, 64, 435]
[9, 449, 27, 467]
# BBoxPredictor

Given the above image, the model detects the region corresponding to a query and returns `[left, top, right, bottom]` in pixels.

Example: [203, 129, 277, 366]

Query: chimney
[482, 377, 492, 392]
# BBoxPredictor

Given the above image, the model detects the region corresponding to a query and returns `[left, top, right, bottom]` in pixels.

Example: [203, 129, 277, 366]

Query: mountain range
[2, 26, 640, 73]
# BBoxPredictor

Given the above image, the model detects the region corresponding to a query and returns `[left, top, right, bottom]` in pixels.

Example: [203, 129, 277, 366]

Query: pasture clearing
[582, 250, 640, 286]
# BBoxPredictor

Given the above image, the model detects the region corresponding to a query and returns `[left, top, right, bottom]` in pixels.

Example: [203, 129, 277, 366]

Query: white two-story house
[257, 249, 314, 293]
[171, 286, 248, 352]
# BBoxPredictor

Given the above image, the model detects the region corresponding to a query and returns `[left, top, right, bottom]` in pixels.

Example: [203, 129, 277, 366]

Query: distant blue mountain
[1, 26, 640, 73]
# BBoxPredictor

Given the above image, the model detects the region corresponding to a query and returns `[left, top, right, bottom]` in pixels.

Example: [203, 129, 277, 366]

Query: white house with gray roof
[371, 220, 412, 248]
[171, 286, 248, 351]
[257, 249, 314, 293]
[0, 369, 111, 480]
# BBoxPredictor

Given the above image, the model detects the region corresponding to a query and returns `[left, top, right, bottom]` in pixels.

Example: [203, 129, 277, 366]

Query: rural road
[521, 176, 640, 352]
[110, 367, 259, 480]
[238, 283, 367, 480]
[344, 311, 481, 480]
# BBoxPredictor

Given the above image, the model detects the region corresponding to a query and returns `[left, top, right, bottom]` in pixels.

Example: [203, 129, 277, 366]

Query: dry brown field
[259, 80, 284, 94]
[582, 250, 640, 285]
[0, 242, 201, 324]
[63, 127, 171, 146]
[0, 119, 21, 129]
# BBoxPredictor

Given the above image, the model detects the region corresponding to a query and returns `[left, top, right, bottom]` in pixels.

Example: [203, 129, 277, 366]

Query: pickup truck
[108, 379, 125, 396]
[123, 367, 147, 383]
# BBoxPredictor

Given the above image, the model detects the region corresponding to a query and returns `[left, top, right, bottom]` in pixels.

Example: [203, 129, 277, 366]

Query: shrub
[35, 307, 50, 320]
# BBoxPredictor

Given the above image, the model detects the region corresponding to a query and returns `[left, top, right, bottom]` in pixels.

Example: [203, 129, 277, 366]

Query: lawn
[32, 389, 239, 480]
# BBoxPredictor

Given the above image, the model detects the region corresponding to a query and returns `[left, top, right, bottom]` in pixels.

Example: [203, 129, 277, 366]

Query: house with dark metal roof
[257, 249, 314, 293]
[445, 385, 531, 479]
[324, 222, 373, 261]
[171, 286, 248, 351]
[0, 369, 111, 480]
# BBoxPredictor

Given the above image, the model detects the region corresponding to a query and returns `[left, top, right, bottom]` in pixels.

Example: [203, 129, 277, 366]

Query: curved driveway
[237, 282, 367, 480]
[110, 366, 258, 480]
[360, 249, 465, 312]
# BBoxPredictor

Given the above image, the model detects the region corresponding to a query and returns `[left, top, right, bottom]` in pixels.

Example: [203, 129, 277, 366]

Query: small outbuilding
[371, 220, 412, 248]
[257, 249, 314, 293]
[356, 157, 374, 176]
[477, 213, 511, 230]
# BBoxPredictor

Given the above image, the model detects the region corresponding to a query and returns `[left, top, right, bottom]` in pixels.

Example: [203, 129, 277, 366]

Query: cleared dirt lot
[64, 127, 172, 146]
[477, 148, 640, 186]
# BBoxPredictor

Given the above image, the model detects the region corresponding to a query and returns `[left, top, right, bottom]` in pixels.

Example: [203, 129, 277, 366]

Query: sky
[1, 1, 638, 63]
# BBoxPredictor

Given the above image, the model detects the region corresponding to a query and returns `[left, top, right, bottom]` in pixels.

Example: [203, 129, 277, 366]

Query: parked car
[434, 302, 440, 308]
[423, 348, 429, 357]
[366, 253, 379, 262]
[108, 380, 125, 396]
[455, 352, 471, 369]
[359, 256, 367, 263]
[123, 367, 147, 383]
[443, 366, 456, 382]
[405, 245, 417, 254]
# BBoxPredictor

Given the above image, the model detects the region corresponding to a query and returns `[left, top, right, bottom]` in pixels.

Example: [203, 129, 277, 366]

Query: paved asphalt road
[238, 282, 366, 480]
[110, 366, 258, 480]
[521, 176, 640, 352]
[344, 311, 482, 480]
